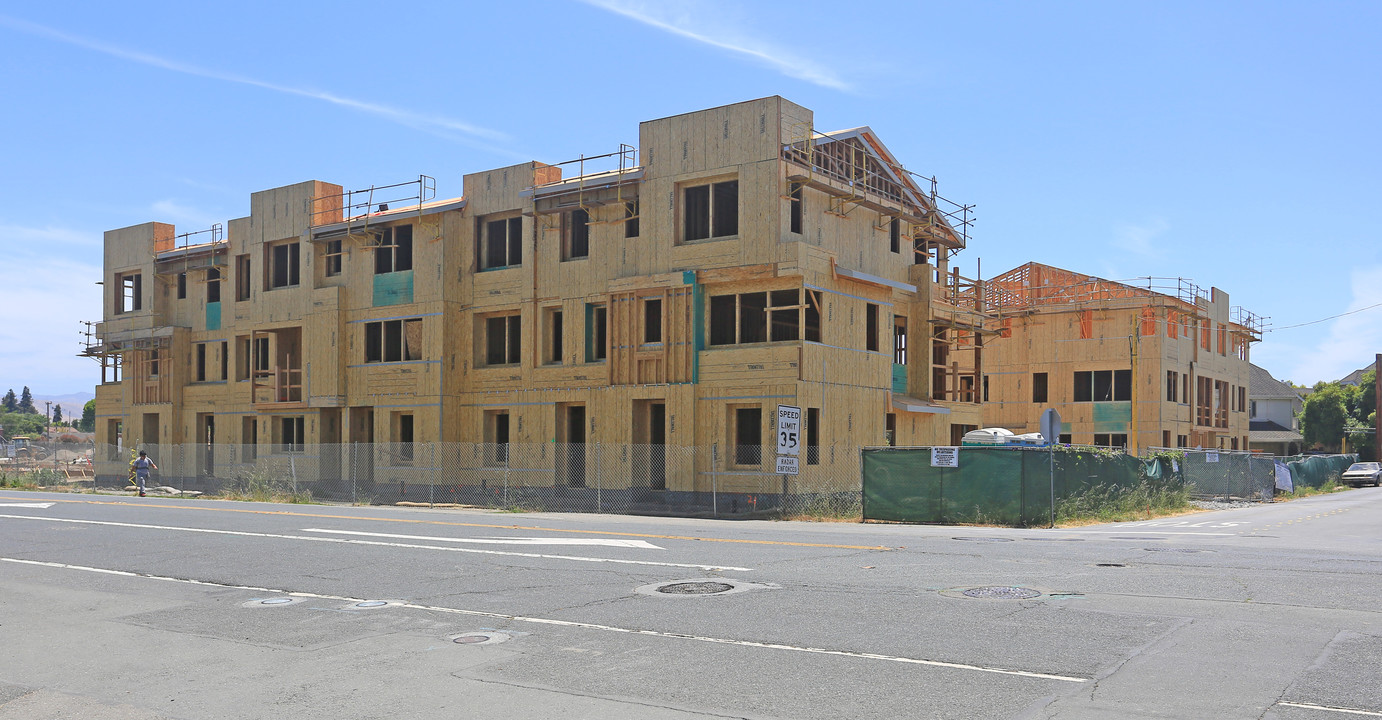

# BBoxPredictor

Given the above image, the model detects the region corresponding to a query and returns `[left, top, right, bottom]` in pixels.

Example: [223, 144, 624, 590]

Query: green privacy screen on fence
[862, 446, 1152, 525]
[862, 446, 1358, 525]
[862, 444, 1166, 525]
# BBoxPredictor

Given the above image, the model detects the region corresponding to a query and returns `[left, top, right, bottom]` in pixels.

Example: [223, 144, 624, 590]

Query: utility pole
[1375, 353, 1380, 461]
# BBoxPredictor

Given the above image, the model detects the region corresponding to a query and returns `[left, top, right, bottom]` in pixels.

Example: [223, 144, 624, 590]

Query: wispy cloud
[579, 0, 854, 91]
[0, 223, 98, 250]
[150, 200, 223, 232]
[0, 233, 104, 394]
[0, 14, 507, 144]
[1113, 218, 1169, 257]
[1279, 264, 1382, 385]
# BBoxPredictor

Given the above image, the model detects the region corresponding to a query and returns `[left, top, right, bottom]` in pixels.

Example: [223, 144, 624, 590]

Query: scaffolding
[781, 123, 973, 263]
[307, 175, 436, 234]
[153, 224, 227, 293]
[527, 145, 640, 230]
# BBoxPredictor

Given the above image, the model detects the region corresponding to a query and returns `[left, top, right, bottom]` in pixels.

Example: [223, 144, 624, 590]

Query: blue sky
[2, 1, 1378, 395]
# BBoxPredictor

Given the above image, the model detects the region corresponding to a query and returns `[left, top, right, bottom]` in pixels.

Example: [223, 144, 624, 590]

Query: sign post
[776, 405, 801, 496]
[1041, 408, 1062, 528]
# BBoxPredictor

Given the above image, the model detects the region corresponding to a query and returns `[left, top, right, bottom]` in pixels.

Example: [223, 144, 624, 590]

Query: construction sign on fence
[931, 446, 959, 467]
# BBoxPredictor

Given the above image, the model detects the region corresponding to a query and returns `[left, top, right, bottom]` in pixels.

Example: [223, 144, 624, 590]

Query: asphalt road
[1, 487, 1380, 719]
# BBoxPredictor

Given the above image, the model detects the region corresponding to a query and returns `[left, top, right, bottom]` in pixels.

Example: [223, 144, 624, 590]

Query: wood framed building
[981, 263, 1262, 453]
[84, 97, 995, 503]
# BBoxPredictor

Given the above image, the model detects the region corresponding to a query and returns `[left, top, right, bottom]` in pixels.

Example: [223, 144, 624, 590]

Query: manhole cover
[658, 581, 734, 595]
[961, 586, 1041, 600]
[240, 597, 305, 608]
[450, 631, 509, 646]
[951, 537, 1015, 543]
[355, 601, 390, 608]
[1095, 563, 1127, 567]
[1144, 547, 1206, 553]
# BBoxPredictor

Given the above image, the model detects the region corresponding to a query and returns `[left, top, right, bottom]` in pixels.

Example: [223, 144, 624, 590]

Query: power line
[1265, 301, 1382, 332]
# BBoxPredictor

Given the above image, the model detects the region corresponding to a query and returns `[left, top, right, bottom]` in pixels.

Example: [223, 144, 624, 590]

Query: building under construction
[83, 97, 994, 506]
[981, 262, 1262, 453]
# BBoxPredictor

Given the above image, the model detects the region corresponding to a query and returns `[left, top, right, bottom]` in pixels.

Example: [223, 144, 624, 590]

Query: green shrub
[1056, 478, 1193, 524]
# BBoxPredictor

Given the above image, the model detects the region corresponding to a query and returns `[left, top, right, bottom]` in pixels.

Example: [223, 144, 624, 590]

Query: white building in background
[1248, 363, 1304, 455]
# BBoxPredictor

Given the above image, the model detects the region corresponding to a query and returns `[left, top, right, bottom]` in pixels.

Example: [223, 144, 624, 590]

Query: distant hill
[30, 392, 96, 415]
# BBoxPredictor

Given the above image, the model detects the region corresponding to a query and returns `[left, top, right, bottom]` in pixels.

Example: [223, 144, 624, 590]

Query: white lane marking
[1061, 531, 1236, 536]
[0, 503, 55, 508]
[1116, 521, 1245, 528]
[0, 556, 1088, 684]
[301, 528, 663, 549]
[1278, 701, 1382, 716]
[0, 515, 748, 572]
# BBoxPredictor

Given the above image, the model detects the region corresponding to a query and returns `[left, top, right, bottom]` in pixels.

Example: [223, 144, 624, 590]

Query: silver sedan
[1341, 461, 1382, 487]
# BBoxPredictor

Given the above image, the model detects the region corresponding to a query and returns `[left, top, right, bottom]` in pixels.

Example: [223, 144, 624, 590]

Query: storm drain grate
[1095, 563, 1127, 568]
[657, 581, 734, 595]
[951, 537, 1015, 543]
[961, 586, 1041, 600]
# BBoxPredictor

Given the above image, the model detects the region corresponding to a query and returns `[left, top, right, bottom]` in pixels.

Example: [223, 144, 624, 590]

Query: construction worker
[130, 450, 156, 497]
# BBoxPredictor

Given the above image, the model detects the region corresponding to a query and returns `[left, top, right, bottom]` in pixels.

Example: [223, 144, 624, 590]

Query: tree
[0, 412, 45, 436]
[1, 390, 14, 413]
[80, 400, 96, 433]
[17, 387, 36, 414]
[1356, 369, 1376, 426]
[51, 404, 62, 424]
[1301, 385, 1348, 451]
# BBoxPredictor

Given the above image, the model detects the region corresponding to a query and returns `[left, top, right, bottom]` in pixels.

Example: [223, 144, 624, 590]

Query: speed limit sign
[776, 405, 801, 456]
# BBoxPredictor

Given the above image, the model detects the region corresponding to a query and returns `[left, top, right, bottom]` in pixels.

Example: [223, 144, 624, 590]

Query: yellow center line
[0, 495, 893, 551]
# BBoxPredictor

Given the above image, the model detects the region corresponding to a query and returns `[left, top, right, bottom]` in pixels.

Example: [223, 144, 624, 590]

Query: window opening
[281, 417, 304, 452]
[644, 298, 662, 344]
[374, 225, 413, 274]
[270, 243, 300, 288]
[118, 273, 142, 313]
[684, 180, 738, 241]
[546, 308, 564, 364]
[733, 407, 762, 465]
[563, 208, 590, 260]
[486, 315, 521, 365]
[789, 183, 802, 234]
[325, 240, 343, 276]
[865, 303, 880, 352]
[1074, 370, 1132, 402]
[481, 216, 522, 270]
[625, 200, 639, 238]
[770, 290, 798, 342]
[236, 254, 251, 300]
[364, 318, 423, 363]
[398, 413, 414, 462]
[586, 304, 607, 362]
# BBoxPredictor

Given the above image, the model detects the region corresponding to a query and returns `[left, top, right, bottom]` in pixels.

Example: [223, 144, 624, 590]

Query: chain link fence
[1152, 448, 1357, 500]
[0, 439, 97, 483]
[75, 441, 862, 518]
